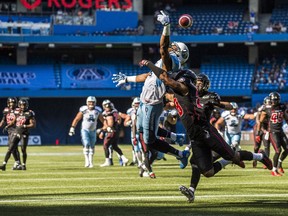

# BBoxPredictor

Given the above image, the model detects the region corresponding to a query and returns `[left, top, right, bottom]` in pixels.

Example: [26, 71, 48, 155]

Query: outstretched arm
[112, 72, 149, 87]
[139, 60, 188, 95]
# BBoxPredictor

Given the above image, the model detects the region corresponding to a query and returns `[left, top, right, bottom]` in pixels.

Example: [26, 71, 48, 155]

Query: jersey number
[271, 112, 283, 124]
[173, 98, 183, 117]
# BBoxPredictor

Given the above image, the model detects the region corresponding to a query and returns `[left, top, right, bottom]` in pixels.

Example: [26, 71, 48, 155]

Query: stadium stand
[201, 56, 254, 93]
[153, 4, 257, 35]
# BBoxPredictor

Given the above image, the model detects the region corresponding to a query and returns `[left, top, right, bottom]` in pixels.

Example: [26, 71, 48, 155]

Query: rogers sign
[20, 0, 132, 10]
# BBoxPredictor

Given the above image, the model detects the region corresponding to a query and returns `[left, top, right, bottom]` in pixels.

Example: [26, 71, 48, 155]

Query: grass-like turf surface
[0, 144, 287, 216]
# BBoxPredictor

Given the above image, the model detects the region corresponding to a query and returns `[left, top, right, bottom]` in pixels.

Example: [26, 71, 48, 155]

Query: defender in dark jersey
[140, 59, 273, 202]
[257, 92, 288, 176]
[252, 96, 271, 168]
[0, 99, 36, 171]
[98, 99, 129, 167]
[0, 97, 22, 170]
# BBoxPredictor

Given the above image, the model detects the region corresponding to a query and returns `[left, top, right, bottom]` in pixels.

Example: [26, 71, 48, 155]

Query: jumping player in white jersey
[112, 10, 190, 178]
[69, 96, 103, 168]
[215, 102, 255, 151]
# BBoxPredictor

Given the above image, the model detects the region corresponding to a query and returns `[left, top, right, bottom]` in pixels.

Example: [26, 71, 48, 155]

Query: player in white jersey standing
[69, 96, 103, 168]
[112, 10, 190, 178]
[215, 102, 255, 151]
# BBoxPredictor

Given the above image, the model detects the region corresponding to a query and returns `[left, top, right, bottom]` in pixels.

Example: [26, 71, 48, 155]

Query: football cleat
[175, 134, 186, 146]
[100, 161, 112, 167]
[12, 165, 23, 170]
[235, 160, 245, 169]
[271, 170, 282, 176]
[259, 150, 272, 170]
[179, 150, 191, 169]
[278, 167, 285, 174]
[252, 160, 257, 168]
[179, 185, 195, 203]
[149, 172, 156, 179]
[0, 165, 6, 171]
[139, 167, 145, 177]
[22, 165, 26, 170]
[121, 156, 129, 166]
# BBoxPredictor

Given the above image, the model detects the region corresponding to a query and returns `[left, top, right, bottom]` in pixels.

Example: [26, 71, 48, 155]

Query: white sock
[189, 187, 195, 192]
[218, 159, 231, 168]
[252, 153, 263, 161]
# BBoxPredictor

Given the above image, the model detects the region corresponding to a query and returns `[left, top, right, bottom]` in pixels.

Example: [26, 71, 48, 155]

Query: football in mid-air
[178, 14, 193, 28]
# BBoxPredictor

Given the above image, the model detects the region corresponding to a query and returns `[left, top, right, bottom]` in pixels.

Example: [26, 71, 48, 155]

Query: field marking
[0, 194, 288, 203]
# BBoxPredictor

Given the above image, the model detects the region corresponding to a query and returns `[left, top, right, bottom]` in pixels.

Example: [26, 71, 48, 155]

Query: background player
[69, 96, 103, 168]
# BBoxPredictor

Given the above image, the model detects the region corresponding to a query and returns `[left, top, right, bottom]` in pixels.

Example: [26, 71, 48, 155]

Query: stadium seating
[270, 4, 288, 31]
[154, 4, 253, 35]
[201, 56, 254, 91]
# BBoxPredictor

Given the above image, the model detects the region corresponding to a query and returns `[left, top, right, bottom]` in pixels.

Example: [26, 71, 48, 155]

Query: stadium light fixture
[132, 43, 142, 47]
[18, 42, 29, 47]
[106, 43, 112, 48]
[48, 43, 55, 48]
[244, 42, 254, 46]
[217, 43, 224, 47]
[270, 42, 277, 46]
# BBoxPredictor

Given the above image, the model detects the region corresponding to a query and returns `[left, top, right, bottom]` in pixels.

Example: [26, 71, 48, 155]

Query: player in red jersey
[0, 99, 36, 171]
[0, 97, 22, 170]
[257, 92, 288, 176]
[139, 59, 272, 202]
[252, 96, 271, 168]
[98, 99, 129, 167]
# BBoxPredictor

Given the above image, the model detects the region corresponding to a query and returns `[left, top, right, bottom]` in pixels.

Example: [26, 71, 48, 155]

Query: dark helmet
[18, 99, 29, 110]
[174, 69, 197, 85]
[269, 92, 280, 105]
[263, 96, 271, 106]
[196, 73, 210, 92]
[7, 97, 17, 108]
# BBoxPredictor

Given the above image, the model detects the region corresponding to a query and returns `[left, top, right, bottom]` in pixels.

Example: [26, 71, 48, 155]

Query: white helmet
[132, 97, 141, 107]
[102, 99, 113, 109]
[230, 102, 238, 116]
[230, 102, 238, 109]
[171, 41, 189, 64]
[86, 96, 96, 108]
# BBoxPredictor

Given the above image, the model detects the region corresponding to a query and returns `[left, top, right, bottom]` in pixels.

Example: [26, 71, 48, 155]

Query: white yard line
[0, 194, 288, 203]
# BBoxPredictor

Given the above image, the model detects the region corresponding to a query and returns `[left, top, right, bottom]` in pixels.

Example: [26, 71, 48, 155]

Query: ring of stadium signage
[20, 0, 132, 10]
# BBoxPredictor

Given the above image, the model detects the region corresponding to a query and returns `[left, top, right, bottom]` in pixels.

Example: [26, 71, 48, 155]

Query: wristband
[127, 76, 137, 82]
[162, 24, 170, 36]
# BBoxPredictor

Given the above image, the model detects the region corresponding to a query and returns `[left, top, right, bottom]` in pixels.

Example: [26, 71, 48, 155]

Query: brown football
[178, 14, 193, 28]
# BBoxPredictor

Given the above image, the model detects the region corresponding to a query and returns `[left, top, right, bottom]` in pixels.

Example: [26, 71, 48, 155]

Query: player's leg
[0, 133, 21, 171]
[81, 129, 90, 167]
[270, 132, 283, 176]
[88, 130, 97, 168]
[20, 134, 29, 170]
[277, 131, 288, 174]
[231, 133, 241, 151]
[252, 126, 262, 167]
[100, 133, 113, 167]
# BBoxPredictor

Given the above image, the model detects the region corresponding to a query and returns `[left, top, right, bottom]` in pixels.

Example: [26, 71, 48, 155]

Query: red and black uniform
[3, 108, 35, 166]
[1, 107, 21, 162]
[253, 105, 270, 157]
[172, 70, 255, 174]
[263, 103, 288, 168]
[102, 109, 124, 159]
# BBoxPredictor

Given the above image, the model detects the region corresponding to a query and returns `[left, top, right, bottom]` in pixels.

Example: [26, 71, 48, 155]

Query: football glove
[69, 127, 75, 136]
[112, 72, 127, 87]
[157, 10, 170, 26]
[255, 135, 261, 143]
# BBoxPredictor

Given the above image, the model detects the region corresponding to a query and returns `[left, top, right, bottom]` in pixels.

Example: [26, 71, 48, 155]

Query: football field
[0, 144, 287, 216]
